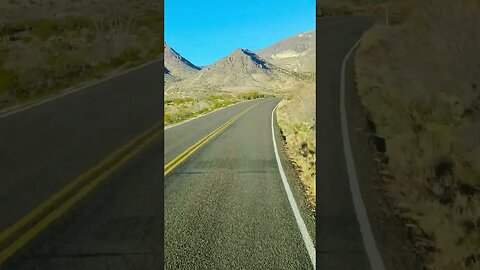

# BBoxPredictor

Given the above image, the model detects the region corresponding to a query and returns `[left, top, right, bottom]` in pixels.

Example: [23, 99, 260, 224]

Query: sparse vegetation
[318, 0, 387, 16]
[276, 84, 316, 208]
[164, 28, 316, 209]
[0, 1, 162, 110]
[164, 92, 273, 126]
[355, 0, 480, 268]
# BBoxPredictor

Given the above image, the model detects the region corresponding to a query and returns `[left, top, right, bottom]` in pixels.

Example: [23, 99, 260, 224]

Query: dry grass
[318, 0, 388, 16]
[164, 92, 273, 127]
[276, 83, 316, 208]
[356, 0, 480, 268]
[0, 1, 162, 110]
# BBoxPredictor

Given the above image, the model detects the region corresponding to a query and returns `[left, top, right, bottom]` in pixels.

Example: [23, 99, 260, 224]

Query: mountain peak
[225, 48, 270, 69]
[231, 48, 251, 55]
[164, 43, 200, 79]
[164, 44, 185, 61]
[165, 29, 313, 94]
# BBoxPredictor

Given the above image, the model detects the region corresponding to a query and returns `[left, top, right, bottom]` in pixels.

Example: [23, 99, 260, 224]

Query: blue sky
[165, 0, 315, 66]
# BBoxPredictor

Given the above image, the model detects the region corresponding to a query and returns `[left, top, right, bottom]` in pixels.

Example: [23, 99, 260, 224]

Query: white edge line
[271, 102, 316, 269]
[0, 59, 161, 119]
[340, 39, 386, 270]
[164, 98, 265, 130]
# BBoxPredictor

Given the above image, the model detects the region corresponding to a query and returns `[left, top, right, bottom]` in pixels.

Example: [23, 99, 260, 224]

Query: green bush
[164, 113, 171, 124]
[238, 91, 267, 100]
[165, 97, 194, 106]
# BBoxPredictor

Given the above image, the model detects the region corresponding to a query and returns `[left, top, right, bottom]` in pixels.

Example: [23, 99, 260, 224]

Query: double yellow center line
[0, 121, 163, 266]
[164, 103, 259, 176]
[0, 101, 258, 266]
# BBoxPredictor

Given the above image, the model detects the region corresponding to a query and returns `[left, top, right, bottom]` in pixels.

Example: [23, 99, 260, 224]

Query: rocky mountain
[164, 66, 176, 84]
[164, 30, 315, 97]
[165, 48, 300, 96]
[164, 44, 200, 80]
[256, 30, 315, 73]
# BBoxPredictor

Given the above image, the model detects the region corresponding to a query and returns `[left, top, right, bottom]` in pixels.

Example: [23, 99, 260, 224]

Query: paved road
[316, 16, 378, 269]
[0, 15, 393, 270]
[164, 98, 315, 269]
[0, 61, 163, 269]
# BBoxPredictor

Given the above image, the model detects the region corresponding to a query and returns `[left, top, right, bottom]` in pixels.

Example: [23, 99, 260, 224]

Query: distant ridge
[256, 30, 315, 72]
[164, 44, 200, 79]
[165, 47, 299, 95]
[164, 30, 315, 97]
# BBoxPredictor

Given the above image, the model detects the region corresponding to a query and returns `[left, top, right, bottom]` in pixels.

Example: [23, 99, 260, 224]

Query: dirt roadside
[345, 45, 423, 269]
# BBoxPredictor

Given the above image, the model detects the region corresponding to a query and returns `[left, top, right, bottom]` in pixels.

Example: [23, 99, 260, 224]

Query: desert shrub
[31, 19, 60, 41]
[64, 16, 94, 31]
[0, 2, 163, 111]
[165, 97, 194, 106]
[0, 68, 19, 95]
[276, 84, 316, 207]
[164, 113, 171, 124]
[88, 61, 112, 78]
[318, 0, 387, 16]
[237, 91, 270, 100]
[164, 92, 268, 126]
[134, 10, 162, 31]
[356, 0, 480, 268]
[21, 36, 33, 44]
[0, 22, 29, 39]
[319, 4, 354, 16]
[143, 38, 163, 58]
[109, 49, 141, 66]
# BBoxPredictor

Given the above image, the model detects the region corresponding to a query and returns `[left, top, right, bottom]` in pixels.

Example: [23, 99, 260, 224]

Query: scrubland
[164, 92, 272, 127]
[0, 0, 162, 110]
[318, 0, 387, 16]
[355, 0, 480, 268]
[276, 83, 316, 208]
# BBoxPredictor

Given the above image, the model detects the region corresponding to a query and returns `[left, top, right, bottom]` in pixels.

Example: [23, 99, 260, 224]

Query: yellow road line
[164, 103, 259, 176]
[0, 121, 163, 265]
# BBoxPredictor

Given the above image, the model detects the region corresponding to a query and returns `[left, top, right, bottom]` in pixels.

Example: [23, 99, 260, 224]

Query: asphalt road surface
[0, 15, 387, 270]
[0, 78, 315, 269]
[0, 61, 163, 269]
[317, 16, 379, 269]
[164, 98, 315, 269]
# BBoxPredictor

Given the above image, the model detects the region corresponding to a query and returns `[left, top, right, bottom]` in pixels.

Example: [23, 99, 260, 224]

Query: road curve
[0, 15, 390, 270]
[164, 98, 314, 269]
[317, 16, 379, 269]
[0, 61, 163, 269]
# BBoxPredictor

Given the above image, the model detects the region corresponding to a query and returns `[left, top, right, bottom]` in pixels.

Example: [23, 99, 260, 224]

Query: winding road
[0, 15, 391, 270]
[164, 98, 315, 269]
[0, 61, 164, 269]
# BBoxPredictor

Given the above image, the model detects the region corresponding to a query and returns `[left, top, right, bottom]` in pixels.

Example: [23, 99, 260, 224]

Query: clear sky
[165, 0, 315, 66]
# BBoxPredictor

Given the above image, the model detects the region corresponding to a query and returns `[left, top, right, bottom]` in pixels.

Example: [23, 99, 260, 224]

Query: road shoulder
[272, 104, 316, 247]
[346, 45, 423, 269]
[0, 59, 161, 119]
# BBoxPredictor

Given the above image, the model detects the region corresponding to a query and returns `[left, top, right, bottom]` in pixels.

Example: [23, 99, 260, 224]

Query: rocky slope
[164, 44, 200, 80]
[256, 30, 315, 73]
[165, 48, 301, 97]
[164, 30, 316, 97]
